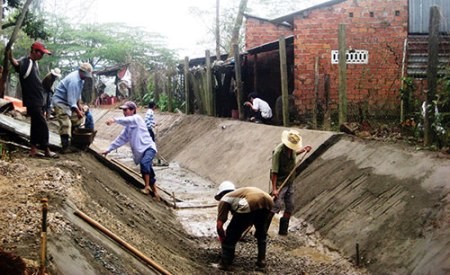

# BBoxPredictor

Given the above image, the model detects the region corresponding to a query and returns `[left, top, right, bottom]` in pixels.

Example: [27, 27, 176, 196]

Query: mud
[0, 108, 448, 274]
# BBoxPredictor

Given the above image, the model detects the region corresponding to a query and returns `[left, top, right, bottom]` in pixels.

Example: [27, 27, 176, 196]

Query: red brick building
[245, 0, 409, 122]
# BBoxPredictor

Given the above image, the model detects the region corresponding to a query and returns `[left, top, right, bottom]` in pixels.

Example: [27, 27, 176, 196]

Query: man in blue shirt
[52, 63, 93, 153]
[102, 101, 160, 201]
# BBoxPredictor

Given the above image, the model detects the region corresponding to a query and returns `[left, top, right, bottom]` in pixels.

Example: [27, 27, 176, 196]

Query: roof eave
[270, 0, 347, 25]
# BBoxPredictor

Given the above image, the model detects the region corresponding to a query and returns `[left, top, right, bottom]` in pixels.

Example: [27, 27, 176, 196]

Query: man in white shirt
[243, 92, 273, 124]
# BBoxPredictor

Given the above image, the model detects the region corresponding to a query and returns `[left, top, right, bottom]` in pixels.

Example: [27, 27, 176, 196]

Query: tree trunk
[228, 0, 248, 58]
[0, 0, 34, 98]
[215, 0, 221, 59]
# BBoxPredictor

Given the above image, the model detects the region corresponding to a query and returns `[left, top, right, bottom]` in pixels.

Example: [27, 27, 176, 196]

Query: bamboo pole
[74, 210, 172, 275]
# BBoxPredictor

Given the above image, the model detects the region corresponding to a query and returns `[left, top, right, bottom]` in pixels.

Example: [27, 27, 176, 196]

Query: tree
[215, 0, 221, 58]
[1, 0, 34, 98]
[228, 0, 248, 58]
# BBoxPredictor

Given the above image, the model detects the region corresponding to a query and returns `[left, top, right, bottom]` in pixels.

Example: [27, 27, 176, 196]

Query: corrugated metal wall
[409, 0, 450, 33]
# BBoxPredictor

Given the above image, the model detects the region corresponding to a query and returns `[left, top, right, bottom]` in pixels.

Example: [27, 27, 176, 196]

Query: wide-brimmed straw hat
[281, 129, 302, 151]
[51, 68, 62, 78]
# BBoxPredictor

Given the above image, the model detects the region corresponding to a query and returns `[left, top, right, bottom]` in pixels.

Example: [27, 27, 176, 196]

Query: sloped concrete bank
[155, 113, 450, 274]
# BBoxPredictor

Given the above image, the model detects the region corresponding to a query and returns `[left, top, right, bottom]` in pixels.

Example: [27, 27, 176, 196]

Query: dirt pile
[0, 140, 367, 274]
[2, 109, 448, 274]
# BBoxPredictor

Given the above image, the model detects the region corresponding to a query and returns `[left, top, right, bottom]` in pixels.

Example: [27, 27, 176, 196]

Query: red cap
[31, 41, 52, 55]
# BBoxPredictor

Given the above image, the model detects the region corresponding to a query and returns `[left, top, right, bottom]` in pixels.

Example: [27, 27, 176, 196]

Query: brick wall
[293, 0, 408, 119]
[245, 17, 293, 49]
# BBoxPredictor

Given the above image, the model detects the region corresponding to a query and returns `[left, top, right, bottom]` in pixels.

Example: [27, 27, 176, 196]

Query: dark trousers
[223, 209, 270, 247]
[244, 105, 272, 124]
[27, 106, 49, 148]
[147, 127, 155, 142]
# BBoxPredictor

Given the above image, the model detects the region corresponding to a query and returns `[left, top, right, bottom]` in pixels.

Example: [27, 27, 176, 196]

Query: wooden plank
[0, 114, 61, 149]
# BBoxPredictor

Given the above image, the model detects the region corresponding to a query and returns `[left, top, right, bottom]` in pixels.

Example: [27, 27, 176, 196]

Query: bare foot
[154, 193, 161, 202]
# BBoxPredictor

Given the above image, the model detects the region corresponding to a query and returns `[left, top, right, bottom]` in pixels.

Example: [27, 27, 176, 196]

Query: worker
[214, 181, 273, 271]
[268, 129, 312, 235]
[102, 101, 160, 201]
[52, 63, 93, 153]
[243, 92, 272, 124]
[8, 42, 58, 158]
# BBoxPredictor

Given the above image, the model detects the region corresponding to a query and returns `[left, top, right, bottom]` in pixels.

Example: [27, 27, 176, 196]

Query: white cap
[215, 181, 235, 200]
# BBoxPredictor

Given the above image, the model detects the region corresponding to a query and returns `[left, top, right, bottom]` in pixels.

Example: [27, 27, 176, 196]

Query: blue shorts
[140, 148, 156, 184]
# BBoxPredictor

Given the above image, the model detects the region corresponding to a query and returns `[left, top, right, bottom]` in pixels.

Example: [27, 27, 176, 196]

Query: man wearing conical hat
[267, 129, 312, 235]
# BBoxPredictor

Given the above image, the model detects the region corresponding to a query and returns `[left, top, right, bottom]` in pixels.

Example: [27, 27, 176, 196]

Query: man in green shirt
[269, 129, 311, 235]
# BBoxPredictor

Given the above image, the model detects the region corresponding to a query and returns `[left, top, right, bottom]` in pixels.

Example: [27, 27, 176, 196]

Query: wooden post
[338, 24, 348, 126]
[233, 44, 243, 119]
[313, 56, 320, 128]
[184, 57, 190, 114]
[206, 50, 214, 116]
[400, 38, 408, 123]
[424, 6, 440, 146]
[323, 74, 331, 130]
[279, 37, 289, 126]
[253, 54, 258, 93]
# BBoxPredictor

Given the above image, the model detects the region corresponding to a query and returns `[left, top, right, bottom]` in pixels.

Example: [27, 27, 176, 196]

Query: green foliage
[400, 77, 416, 115]
[439, 66, 450, 111]
[42, 16, 177, 71]
[2, 1, 51, 40]
[142, 77, 183, 113]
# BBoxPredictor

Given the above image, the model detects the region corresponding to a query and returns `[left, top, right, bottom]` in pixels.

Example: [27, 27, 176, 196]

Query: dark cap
[119, 101, 137, 110]
[31, 41, 52, 55]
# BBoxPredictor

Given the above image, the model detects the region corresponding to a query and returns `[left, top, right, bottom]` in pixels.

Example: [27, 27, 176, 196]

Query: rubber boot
[219, 244, 235, 271]
[256, 240, 267, 270]
[60, 135, 70, 154]
[279, 217, 290, 235]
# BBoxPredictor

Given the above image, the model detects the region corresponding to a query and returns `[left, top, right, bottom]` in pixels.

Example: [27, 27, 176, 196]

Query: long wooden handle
[276, 151, 309, 193]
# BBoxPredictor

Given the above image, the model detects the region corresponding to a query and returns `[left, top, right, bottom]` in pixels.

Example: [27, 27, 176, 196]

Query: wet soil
[0, 145, 367, 275]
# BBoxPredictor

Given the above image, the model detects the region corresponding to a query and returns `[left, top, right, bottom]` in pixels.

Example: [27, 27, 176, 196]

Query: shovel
[240, 151, 310, 240]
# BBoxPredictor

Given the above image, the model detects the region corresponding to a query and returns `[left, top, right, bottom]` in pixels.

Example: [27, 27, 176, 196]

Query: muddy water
[104, 146, 220, 238]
